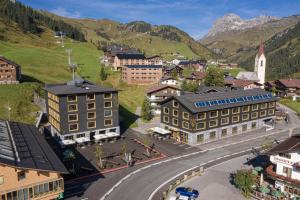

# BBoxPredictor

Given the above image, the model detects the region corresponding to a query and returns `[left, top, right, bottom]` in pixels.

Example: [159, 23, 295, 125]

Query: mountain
[200, 13, 300, 57]
[232, 20, 300, 80]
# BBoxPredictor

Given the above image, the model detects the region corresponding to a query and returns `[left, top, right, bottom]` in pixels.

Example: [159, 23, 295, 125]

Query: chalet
[273, 79, 300, 98]
[160, 88, 277, 145]
[0, 120, 67, 200]
[163, 65, 183, 77]
[103, 45, 139, 65]
[146, 85, 182, 115]
[225, 79, 261, 90]
[185, 72, 206, 84]
[113, 53, 146, 70]
[267, 135, 300, 199]
[160, 76, 179, 86]
[0, 56, 21, 84]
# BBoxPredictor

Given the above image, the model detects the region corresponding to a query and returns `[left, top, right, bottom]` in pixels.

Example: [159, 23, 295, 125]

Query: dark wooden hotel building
[160, 88, 277, 145]
[0, 56, 21, 84]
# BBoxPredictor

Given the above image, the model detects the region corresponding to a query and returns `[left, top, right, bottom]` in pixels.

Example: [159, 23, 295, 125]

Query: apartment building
[267, 135, 300, 199]
[45, 79, 119, 145]
[121, 65, 163, 85]
[0, 120, 67, 200]
[0, 56, 21, 84]
[160, 88, 277, 145]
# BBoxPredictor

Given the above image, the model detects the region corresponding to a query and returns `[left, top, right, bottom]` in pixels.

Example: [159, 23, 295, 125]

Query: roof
[225, 79, 259, 87]
[268, 134, 300, 154]
[45, 79, 117, 96]
[124, 65, 162, 69]
[164, 65, 183, 71]
[0, 56, 20, 68]
[236, 72, 259, 82]
[277, 79, 300, 89]
[116, 53, 146, 59]
[161, 76, 176, 81]
[162, 88, 277, 113]
[186, 72, 206, 80]
[146, 84, 181, 94]
[258, 41, 265, 57]
[0, 120, 68, 173]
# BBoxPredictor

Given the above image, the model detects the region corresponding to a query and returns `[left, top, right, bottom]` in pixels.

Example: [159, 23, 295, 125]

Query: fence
[251, 190, 288, 200]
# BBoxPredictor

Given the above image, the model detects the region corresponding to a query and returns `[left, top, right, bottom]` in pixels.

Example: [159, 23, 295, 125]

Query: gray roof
[0, 120, 68, 173]
[45, 79, 117, 96]
[125, 65, 162, 69]
[164, 88, 278, 113]
[116, 53, 145, 59]
[236, 72, 259, 82]
[268, 134, 300, 154]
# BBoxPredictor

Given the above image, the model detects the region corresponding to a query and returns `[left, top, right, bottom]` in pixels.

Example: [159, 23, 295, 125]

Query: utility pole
[66, 49, 72, 65]
[69, 63, 77, 80]
[7, 102, 11, 121]
[60, 31, 64, 48]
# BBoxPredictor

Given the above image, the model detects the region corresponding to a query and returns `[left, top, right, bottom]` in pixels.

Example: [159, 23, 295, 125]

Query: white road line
[185, 146, 194, 150]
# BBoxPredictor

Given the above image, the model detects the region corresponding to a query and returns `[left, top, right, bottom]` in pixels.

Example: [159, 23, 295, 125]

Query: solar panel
[0, 121, 15, 161]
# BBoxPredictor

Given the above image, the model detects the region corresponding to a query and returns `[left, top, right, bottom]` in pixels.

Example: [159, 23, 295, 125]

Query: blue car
[175, 187, 199, 198]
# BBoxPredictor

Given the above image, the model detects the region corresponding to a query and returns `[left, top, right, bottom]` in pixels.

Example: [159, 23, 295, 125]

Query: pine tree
[99, 66, 108, 81]
[204, 67, 224, 87]
[141, 97, 152, 121]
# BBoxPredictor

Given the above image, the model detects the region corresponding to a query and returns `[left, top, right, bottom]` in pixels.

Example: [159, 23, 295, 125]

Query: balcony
[266, 165, 300, 186]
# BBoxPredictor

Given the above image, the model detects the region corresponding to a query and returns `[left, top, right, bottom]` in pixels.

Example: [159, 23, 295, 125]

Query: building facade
[121, 65, 163, 85]
[45, 79, 119, 144]
[0, 56, 21, 84]
[113, 54, 162, 70]
[267, 135, 300, 199]
[160, 88, 277, 145]
[146, 85, 182, 115]
[273, 79, 300, 98]
[0, 120, 67, 200]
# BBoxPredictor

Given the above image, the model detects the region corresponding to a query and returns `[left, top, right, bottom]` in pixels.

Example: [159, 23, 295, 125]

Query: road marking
[185, 146, 194, 150]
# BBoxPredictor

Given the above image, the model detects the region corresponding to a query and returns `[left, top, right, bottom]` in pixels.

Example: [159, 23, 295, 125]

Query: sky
[19, 0, 300, 39]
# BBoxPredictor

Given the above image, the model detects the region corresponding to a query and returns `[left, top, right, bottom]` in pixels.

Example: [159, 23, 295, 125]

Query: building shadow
[20, 74, 43, 84]
[119, 105, 139, 134]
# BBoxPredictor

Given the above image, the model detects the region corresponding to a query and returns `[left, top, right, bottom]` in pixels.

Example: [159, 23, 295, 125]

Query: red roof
[258, 41, 265, 57]
[225, 79, 258, 87]
[146, 85, 181, 94]
[278, 79, 300, 89]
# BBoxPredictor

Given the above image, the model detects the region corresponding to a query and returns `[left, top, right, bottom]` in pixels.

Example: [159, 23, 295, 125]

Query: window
[104, 93, 112, 99]
[87, 121, 96, 128]
[251, 122, 257, 129]
[0, 176, 3, 185]
[68, 114, 78, 122]
[183, 112, 189, 120]
[104, 110, 112, 117]
[163, 116, 169, 123]
[279, 153, 291, 159]
[268, 109, 275, 115]
[173, 100, 179, 108]
[232, 107, 240, 114]
[69, 123, 78, 131]
[221, 117, 229, 125]
[242, 124, 247, 131]
[197, 113, 206, 120]
[17, 170, 26, 181]
[163, 107, 169, 114]
[104, 119, 112, 126]
[242, 114, 249, 121]
[87, 102, 96, 110]
[87, 112, 96, 119]
[87, 93, 95, 100]
[232, 126, 238, 134]
[64, 135, 74, 140]
[209, 119, 218, 127]
[283, 166, 292, 177]
[104, 101, 112, 108]
[172, 118, 178, 126]
[261, 60, 263, 67]
[232, 115, 239, 123]
[68, 104, 77, 112]
[252, 104, 259, 111]
[196, 122, 206, 130]
[251, 112, 258, 119]
[260, 110, 267, 117]
[261, 103, 267, 109]
[173, 110, 178, 117]
[182, 121, 189, 129]
[209, 131, 216, 140]
[209, 111, 218, 118]
[242, 106, 249, 112]
[67, 95, 77, 102]
[269, 102, 275, 108]
[197, 134, 204, 143]
[221, 109, 229, 116]
[221, 129, 227, 137]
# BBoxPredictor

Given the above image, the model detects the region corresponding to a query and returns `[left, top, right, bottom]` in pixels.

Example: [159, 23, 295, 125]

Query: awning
[149, 127, 171, 135]
[94, 134, 109, 140]
[75, 137, 90, 144]
[59, 139, 76, 146]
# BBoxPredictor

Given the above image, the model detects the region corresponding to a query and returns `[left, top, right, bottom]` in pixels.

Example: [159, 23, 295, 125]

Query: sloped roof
[0, 56, 20, 68]
[258, 41, 265, 57]
[236, 72, 259, 82]
[268, 134, 300, 154]
[146, 84, 181, 94]
[116, 53, 146, 59]
[225, 79, 260, 87]
[277, 79, 300, 89]
[0, 120, 68, 173]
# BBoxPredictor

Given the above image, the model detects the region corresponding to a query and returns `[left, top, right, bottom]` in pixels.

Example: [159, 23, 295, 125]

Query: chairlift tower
[66, 49, 72, 65]
[60, 31, 65, 48]
[69, 63, 77, 80]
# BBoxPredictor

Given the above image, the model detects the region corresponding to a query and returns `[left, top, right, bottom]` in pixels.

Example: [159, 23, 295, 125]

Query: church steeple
[254, 40, 266, 87]
[258, 40, 265, 57]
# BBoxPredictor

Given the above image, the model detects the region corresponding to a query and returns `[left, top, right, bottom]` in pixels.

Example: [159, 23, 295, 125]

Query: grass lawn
[280, 98, 300, 115]
[223, 67, 246, 77]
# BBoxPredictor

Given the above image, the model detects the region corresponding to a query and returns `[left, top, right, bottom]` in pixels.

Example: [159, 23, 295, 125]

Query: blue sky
[19, 0, 300, 38]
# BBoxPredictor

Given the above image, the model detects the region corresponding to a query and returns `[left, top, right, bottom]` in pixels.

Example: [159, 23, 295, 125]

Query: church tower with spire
[254, 41, 266, 86]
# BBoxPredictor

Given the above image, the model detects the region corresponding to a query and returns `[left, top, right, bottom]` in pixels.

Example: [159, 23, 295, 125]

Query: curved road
[101, 103, 300, 200]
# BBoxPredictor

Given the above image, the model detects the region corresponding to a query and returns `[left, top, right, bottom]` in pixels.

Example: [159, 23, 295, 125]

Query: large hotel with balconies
[160, 88, 277, 145]
[45, 79, 119, 146]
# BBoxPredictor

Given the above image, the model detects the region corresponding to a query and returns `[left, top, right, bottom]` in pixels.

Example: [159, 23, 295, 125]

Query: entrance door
[90, 132, 96, 141]
[180, 132, 188, 143]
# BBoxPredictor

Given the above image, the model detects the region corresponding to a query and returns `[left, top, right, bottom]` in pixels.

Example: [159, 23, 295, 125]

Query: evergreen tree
[233, 169, 256, 198]
[99, 66, 108, 81]
[181, 80, 199, 92]
[204, 67, 224, 87]
[141, 97, 152, 121]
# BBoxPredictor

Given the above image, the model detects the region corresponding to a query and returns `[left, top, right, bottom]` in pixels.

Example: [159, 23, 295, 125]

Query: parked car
[175, 187, 199, 198]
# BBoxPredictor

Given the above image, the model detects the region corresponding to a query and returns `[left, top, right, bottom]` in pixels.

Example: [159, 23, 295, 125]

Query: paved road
[64, 103, 299, 200]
